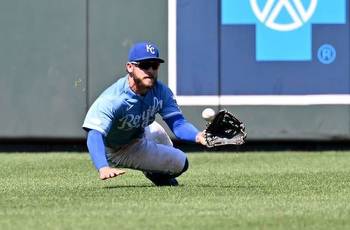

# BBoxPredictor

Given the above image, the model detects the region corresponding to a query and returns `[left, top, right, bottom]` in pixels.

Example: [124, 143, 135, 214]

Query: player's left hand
[195, 131, 207, 146]
[203, 110, 247, 147]
[98, 167, 126, 180]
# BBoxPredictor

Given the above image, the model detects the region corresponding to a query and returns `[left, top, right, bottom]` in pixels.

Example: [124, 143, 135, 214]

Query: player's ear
[126, 62, 133, 73]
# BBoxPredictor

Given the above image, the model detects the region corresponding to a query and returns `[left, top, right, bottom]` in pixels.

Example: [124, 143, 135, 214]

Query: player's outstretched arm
[98, 167, 125, 180]
[164, 114, 207, 145]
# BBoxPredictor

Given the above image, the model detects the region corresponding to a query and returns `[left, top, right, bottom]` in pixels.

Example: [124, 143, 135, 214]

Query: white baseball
[202, 108, 216, 121]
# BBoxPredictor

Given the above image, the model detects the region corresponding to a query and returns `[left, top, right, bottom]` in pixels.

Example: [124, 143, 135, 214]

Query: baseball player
[83, 41, 206, 186]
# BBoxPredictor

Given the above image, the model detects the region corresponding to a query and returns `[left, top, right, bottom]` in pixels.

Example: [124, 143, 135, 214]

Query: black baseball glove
[204, 110, 247, 148]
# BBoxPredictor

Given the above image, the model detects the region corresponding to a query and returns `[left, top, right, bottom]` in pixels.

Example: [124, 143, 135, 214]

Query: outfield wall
[0, 0, 349, 141]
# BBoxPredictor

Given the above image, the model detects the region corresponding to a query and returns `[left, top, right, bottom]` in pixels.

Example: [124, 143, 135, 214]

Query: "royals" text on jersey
[117, 97, 163, 130]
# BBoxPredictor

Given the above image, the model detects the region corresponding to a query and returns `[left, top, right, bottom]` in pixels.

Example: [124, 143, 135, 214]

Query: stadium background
[2, 2, 350, 229]
[0, 0, 349, 146]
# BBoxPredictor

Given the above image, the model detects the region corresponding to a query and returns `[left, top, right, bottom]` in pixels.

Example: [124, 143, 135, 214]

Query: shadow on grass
[103, 184, 263, 190]
[103, 184, 185, 189]
[195, 184, 266, 189]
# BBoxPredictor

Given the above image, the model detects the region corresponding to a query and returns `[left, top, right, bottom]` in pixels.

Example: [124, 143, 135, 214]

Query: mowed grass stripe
[0, 152, 349, 230]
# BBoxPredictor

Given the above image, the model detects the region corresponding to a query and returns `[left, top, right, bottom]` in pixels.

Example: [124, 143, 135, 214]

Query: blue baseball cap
[128, 42, 164, 63]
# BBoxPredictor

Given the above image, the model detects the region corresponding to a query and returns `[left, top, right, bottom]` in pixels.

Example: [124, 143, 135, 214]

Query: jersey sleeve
[158, 84, 183, 120]
[82, 96, 121, 136]
[164, 114, 199, 142]
[87, 129, 109, 170]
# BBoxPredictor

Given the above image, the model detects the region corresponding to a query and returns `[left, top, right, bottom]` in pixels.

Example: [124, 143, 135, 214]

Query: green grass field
[1, 151, 350, 230]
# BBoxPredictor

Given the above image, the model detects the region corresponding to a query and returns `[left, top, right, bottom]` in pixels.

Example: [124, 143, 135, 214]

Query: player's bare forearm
[98, 166, 126, 180]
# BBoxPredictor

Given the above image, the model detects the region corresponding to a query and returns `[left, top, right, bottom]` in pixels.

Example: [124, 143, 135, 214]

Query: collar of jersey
[123, 75, 148, 100]
[123, 75, 158, 100]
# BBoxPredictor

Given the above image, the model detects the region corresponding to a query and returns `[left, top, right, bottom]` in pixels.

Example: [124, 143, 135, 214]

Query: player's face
[128, 61, 160, 89]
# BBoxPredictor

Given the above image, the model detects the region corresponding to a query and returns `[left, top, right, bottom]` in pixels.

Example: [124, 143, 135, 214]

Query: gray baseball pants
[106, 122, 187, 176]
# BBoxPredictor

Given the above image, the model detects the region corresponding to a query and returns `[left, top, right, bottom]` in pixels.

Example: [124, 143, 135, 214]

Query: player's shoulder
[101, 76, 127, 96]
[93, 76, 128, 106]
[154, 80, 168, 89]
[153, 80, 172, 95]
[98, 77, 130, 100]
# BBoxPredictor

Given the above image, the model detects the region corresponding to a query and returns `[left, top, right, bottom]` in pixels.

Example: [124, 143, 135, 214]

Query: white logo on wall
[250, 0, 318, 31]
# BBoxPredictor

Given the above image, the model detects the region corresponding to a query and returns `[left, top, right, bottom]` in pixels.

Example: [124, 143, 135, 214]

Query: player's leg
[144, 121, 173, 146]
[107, 122, 188, 186]
[143, 121, 188, 185]
[108, 136, 187, 175]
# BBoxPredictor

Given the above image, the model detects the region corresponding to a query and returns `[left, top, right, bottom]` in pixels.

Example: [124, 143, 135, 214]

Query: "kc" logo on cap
[146, 44, 156, 54]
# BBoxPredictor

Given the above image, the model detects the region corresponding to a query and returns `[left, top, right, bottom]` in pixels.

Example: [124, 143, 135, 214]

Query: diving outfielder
[83, 42, 206, 186]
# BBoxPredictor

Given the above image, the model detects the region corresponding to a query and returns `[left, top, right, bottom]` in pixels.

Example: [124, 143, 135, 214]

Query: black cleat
[144, 172, 179, 186]
[166, 178, 179, 186]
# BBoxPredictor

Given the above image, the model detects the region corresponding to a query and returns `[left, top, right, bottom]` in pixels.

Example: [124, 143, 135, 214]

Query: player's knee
[145, 122, 173, 146]
[173, 158, 189, 177]
[182, 158, 189, 173]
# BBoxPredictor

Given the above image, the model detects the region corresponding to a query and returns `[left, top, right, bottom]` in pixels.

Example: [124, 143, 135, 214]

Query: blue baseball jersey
[83, 76, 182, 148]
